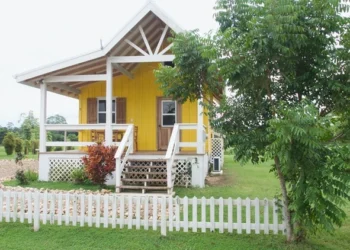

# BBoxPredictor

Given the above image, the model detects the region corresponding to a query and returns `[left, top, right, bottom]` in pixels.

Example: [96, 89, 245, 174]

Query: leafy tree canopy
[155, 0, 350, 242]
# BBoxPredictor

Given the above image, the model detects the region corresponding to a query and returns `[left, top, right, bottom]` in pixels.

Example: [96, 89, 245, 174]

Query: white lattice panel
[174, 160, 191, 187]
[49, 158, 84, 182]
[211, 138, 224, 166]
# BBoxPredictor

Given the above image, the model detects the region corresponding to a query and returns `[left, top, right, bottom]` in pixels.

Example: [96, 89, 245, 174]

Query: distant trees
[1, 112, 74, 156]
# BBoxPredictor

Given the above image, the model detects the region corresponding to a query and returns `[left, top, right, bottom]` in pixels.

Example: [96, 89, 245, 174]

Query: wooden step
[120, 185, 168, 190]
[128, 159, 166, 163]
[125, 165, 166, 169]
[122, 171, 167, 175]
[122, 178, 167, 182]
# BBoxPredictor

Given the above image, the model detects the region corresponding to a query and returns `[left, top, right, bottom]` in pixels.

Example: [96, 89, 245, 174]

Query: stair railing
[115, 124, 134, 193]
[165, 124, 180, 194]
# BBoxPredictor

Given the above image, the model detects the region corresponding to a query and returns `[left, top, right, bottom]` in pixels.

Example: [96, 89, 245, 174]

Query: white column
[105, 61, 113, 145]
[39, 81, 47, 152]
[197, 98, 205, 154]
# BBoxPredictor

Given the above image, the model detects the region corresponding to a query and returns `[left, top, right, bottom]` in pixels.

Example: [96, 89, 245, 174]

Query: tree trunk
[274, 156, 294, 242]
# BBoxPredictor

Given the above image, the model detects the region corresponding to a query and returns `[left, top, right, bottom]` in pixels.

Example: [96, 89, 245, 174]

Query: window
[162, 100, 176, 127]
[97, 99, 116, 123]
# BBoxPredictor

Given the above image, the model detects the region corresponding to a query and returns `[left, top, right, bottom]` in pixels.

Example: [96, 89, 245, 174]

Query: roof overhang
[14, 1, 183, 98]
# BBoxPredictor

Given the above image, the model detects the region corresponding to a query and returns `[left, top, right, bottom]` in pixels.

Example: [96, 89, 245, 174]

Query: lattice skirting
[174, 160, 192, 187]
[49, 158, 84, 182]
[210, 138, 224, 166]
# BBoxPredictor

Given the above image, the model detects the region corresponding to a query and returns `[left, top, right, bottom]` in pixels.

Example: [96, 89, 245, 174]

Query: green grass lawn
[0, 146, 38, 160]
[1, 155, 350, 250]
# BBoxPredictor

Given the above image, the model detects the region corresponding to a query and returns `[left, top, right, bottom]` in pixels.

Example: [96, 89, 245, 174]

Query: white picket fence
[0, 190, 286, 235]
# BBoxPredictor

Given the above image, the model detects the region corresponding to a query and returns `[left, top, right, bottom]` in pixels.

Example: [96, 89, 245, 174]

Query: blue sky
[0, 0, 217, 127]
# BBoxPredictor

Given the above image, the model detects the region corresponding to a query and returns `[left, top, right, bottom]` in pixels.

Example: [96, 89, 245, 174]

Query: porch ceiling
[14, 2, 182, 99]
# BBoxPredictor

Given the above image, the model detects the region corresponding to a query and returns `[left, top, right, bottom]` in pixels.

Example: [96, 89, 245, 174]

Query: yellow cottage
[14, 1, 224, 194]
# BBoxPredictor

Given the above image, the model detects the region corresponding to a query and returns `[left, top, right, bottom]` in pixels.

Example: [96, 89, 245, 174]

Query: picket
[0, 190, 286, 236]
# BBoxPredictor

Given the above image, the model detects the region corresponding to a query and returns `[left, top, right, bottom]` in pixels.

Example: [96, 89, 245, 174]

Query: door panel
[157, 97, 181, 151]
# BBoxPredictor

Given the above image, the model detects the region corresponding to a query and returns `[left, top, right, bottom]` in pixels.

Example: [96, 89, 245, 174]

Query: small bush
[25, 170, 38, 182]
[70, 167, 88, 184]
[54, 146, 63, 151]
[47, 146, 54, 152]
[31, 140, 39, 154]
[15, 170, 29, 185]
[14, 138, 23, 153]
[24, 140, 31, 155]
[2, 133, 15, 155]
[82, 144, 117, 187]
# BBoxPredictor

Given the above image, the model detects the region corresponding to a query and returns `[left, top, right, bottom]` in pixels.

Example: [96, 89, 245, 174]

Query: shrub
[31, 140, 39, 154]
[24, 140, 31, 155]
[82, 144, 117, 187]
[46, 146, 54, 152]
[70, 167, 88, 184]
[2, 132, 15, 155]
[15, 170, 29, 185]
[54, 146, 63, 151]
[25, 170, 38, 182]
[14, 138, 23, 153]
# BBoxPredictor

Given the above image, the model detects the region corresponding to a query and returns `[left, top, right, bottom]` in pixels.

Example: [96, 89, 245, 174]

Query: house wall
[78, 63, 209, 152]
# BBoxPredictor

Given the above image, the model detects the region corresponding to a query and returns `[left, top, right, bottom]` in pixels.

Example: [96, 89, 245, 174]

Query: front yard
[1, 155, 349, 249]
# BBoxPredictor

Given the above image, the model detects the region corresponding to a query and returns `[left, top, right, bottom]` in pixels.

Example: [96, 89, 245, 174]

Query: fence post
[33, 191, 40, 232]
[161, 196, 167, 236]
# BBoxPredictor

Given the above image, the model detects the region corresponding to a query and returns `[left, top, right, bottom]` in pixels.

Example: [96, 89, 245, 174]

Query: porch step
[125, 165, 166, 169]
[119, 185, 168, 190]
[122, 178, 167, 182]
[122, 171, 167, 175]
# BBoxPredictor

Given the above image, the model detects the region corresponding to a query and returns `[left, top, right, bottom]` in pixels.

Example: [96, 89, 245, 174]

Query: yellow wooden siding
[79, 63, 209, 152]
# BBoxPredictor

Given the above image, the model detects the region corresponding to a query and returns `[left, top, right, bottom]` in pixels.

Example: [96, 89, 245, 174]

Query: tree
[19, 111, 39, 141]
[14, 138, 23, 153]
[0, 126, 8, 145]
[46, 114, 67, 125]
[155, 0, 350, 242]
[2, 132, 15, 155]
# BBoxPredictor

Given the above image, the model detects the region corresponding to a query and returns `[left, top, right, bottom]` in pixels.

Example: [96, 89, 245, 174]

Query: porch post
[39, 81, 47, 153]
[197, 98, 205, 154]
[105, 60, 113, 145]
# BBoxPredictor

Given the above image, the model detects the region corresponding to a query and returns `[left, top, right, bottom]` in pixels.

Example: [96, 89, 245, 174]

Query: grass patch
[0, 146, 38, 160]
[1, 155, 349, 249]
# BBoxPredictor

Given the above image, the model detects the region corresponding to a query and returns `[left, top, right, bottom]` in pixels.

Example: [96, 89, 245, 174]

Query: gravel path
[0, 159, 38, 182]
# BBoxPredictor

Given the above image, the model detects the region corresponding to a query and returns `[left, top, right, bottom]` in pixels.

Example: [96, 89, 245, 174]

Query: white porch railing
[165, 123, 207, 193]
[44, 124, 132, 148]
[115, 125, 134, 193]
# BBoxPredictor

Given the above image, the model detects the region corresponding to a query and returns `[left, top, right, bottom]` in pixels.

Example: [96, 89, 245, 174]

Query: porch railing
[165, 123, 207, 194]
[114, 125, 134, 193]
[44, 124, 131, 148]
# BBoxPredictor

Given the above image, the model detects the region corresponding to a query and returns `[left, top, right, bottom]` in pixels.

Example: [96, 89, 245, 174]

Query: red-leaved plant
[82, 144, 117, 187]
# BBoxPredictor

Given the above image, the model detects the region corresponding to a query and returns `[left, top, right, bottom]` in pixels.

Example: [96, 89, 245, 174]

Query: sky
[0, 0, 218, 127]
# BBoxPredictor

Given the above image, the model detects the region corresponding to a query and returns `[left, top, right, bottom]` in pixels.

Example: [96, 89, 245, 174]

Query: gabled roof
[14, 1, 183, 98]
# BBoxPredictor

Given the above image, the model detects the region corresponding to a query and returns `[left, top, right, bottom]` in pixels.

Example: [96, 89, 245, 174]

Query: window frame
[96, 97, 117, 124]
[161, 100, 177, 127]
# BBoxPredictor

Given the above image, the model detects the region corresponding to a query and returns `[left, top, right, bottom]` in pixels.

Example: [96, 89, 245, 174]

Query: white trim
[108, 55, 175, 63]
[105, 62, 113, 145]
[44, 74, 106, 83]
[161, 100, 177, 127]
[139, 26, 153, 55]
[14, 1, 183, 83]
[113, 64, 134, 79]
[46, 83, 80, 95]
[45, 141, 120, 147]
[158, 43, 173, 55]
[125, 39, 149, 56]
[39, 82, 47, 153]
[44, 124, 131, 131]
[197, 99, 204, 154]
[155, 25, 169, 55]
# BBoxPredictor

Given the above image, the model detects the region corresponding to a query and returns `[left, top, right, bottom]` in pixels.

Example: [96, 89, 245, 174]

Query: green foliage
[19, 111, 39, 141]
[154, 31, 222, 103]
[70, 167, 89, 184]
[15, 170, 29, 185]
[54, 146, 63, 151]
[14, 137, 23, 153]
[24, 170, 38, 182]
[2, 132, 15, 155]
[267, 101, 350, 236]
[155, 0, 350, 241]
[31, 140, 39, 154]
